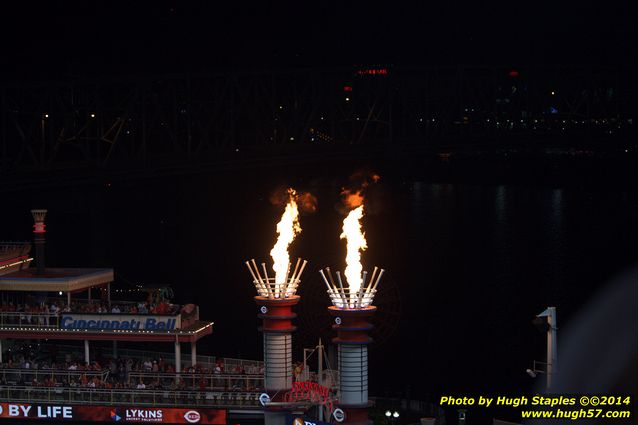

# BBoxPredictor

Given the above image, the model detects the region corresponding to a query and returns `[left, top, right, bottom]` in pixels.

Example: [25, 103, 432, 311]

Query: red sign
[356, 68, 388, 76]
[284, 382, 333, 412]
[0, 403, 226, 424]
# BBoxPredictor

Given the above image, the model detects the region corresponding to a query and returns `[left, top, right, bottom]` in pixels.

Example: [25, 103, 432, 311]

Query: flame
[270, 189, 301, 284]
[340, 205, 367, 294]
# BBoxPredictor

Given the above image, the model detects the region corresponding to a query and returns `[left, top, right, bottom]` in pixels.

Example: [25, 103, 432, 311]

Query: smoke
[338, 170, 381, 214]
[296, 192, 318, 214]
[270, 185, 318, 214]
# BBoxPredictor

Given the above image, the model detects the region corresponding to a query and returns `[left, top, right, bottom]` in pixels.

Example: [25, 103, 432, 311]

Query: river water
[2, 162, 638, 406]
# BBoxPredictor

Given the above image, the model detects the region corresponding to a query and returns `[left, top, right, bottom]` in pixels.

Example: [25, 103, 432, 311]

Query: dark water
[3, 162, 638, 412]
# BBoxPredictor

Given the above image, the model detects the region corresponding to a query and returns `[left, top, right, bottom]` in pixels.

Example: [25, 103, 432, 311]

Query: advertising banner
[0, 403, 225, 424]
[59, 314, 181, 330]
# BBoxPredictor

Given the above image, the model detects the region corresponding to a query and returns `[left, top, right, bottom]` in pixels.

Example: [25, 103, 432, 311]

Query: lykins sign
[59, 314, 180, 330]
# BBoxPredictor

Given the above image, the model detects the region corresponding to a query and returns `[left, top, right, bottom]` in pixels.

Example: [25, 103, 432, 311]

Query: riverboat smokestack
[31, 209, 47, 275]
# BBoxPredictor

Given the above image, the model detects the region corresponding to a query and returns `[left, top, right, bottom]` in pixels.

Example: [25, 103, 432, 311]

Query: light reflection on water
[3, 176, 638, 400]
[395, 181, 638, 396]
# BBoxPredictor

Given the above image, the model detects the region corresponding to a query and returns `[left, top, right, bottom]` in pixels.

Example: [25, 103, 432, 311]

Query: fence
[0, 385, 261, 408]
[128, 371, 263, 392]
[63, 344, 264, 372]
[0, 368, 109, 384]
[0, 312, 59, 328]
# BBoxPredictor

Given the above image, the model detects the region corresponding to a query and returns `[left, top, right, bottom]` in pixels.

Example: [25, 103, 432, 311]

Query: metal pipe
[291, 258, 301, 282]
[297, 260, 308, 281]
[261, 263, 272, 298]
[335, 271, 349, 306]
[319, 269, 334, 295]
[371, 269, 385, 292]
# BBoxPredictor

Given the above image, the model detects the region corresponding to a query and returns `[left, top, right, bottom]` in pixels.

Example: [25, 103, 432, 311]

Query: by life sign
[0, 404, 72, 419]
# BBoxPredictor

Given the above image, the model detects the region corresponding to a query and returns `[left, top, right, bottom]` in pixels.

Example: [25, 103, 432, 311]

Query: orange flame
[340, 205, 367, 294]
[270, 188, 301, 284]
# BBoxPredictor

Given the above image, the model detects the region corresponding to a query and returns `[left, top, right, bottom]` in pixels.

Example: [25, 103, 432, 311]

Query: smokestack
[246, 258, 307, 425]
[31, 209, 47, 275]
[321, 266, 384, 425]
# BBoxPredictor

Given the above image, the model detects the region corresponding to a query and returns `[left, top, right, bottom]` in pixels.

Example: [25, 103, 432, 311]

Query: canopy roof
[0, 268, 114, 292]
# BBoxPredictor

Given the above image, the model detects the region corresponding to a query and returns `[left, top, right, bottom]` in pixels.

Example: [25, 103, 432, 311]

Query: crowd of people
[0, 299, 181, 317]
[0, 344, 263, 393]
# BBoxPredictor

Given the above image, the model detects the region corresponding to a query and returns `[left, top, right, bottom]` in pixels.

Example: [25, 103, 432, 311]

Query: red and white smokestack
[320, 266, 384, 425]
[245, 258, 307, 401]
[31, 209, 48, 275]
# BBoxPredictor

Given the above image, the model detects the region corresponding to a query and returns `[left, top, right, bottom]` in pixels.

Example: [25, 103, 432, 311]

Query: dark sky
[1, 1, 636, 81]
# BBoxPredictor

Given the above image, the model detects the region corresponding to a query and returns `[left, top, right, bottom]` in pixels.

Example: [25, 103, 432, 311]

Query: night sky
[1, 1, 636, 82]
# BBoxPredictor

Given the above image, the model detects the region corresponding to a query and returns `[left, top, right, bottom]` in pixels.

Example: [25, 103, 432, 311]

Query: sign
[0, 403, 225, 424]
[356, 68, 388, 76]
[260, 306, 268, 314]
[59, 314, 181, 331]
[259, 393, 271, 406]
[333, 408, 345, 423]
[334, 317, 341, 325]
[284, 382, 333, 412]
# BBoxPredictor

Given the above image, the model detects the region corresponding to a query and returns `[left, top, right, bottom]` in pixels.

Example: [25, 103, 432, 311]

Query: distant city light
[551, 91, 555, 95]
[90, 113, 96, 118]
[345, 97, 350, 102]
[357, 68, 388, 76]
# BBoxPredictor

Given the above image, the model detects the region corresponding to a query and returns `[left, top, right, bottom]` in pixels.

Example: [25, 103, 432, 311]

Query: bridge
[1, 66, 635, 190]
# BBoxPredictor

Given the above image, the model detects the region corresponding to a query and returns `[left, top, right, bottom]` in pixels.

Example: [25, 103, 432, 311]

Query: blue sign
[59, 314, 179, 330]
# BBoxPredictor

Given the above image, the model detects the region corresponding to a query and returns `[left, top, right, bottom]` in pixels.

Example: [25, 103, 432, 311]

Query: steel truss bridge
[1, 66, 635, 180]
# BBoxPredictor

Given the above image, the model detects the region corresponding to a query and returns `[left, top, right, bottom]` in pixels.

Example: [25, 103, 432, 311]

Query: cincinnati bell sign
[0, 403, 225, 424]
[59, 314, 180, 330]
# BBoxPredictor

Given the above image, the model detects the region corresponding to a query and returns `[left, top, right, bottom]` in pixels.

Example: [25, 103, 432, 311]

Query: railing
[128, 371, 263, 391]
[0, 385, 261, 408]
[0, 368, 109, 384]
[0, 312, 59, 328]
[67, 344, 264, 371]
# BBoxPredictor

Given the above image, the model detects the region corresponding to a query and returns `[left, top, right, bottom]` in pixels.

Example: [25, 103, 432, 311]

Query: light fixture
[385, 411, 391, 417]
[393, 411, 400, 418]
